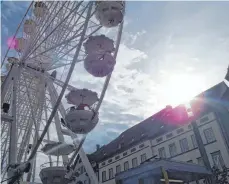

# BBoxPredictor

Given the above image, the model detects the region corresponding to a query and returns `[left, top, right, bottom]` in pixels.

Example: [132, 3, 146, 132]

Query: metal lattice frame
[1, 1, 124, 184]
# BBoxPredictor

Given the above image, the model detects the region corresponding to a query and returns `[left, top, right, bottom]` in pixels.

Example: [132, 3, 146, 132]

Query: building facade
[75, 82, 229, 184]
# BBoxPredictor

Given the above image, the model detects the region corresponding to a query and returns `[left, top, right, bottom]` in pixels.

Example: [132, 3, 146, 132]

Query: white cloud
[83, 1, 229, 152]
[2, 24, 9, 35]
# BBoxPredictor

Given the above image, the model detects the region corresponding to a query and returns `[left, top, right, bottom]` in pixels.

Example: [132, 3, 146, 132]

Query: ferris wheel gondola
[41, 142, 75, 156]
[23, 19, 36, 35]
[15, 37, 26, 53]
[33, 1, 48, 18]
[65, 89, 99, 106]
[95, 1, 125, 28]
[84, 35, 115, 55]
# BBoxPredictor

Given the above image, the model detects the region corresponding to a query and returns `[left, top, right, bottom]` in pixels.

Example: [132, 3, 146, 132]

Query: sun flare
[161, 73, 206, 106]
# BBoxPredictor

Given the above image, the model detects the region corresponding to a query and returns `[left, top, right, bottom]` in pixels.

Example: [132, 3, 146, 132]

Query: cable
[1, 174, 20, 184]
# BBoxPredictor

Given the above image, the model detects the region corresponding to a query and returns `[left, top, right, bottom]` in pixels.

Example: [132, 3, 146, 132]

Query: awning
[116, 159, 212, 183]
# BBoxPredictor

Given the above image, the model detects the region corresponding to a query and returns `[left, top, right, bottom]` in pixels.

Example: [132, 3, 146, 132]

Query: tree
[212, 165, 229, 184]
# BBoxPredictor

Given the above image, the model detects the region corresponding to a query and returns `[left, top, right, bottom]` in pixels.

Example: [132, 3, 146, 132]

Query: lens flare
[7, 37, 18, 49]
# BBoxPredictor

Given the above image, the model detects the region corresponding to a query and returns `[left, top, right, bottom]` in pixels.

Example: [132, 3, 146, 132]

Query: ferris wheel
[1, 1, 125, 184]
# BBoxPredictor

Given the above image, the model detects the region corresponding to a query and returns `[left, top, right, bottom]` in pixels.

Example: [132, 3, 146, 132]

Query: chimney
[96, 144, 100, 151]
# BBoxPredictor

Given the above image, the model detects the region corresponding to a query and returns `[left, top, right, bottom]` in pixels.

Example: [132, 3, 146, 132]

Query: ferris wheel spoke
[24, 2, 84, 62]
[18, 2, 56, 62]
[24, 3, 93, 69]
[51, 25, 102, 68]
[56, 23, 102, 58]
[25, 32, 84, 64]
[16, 72, 46, 162]
[46, 1, 83, 45]
[53, 7, 94, 52]
[25, 1, 66, 55]
[23, 74, 41, 141]
[43, 98, 54, 166]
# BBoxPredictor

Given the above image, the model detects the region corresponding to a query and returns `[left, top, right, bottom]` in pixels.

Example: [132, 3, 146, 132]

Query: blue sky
[1, 1, 229, 155]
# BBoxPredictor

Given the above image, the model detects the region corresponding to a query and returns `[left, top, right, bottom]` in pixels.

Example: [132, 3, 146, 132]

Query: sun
[160, 73, 206, 106]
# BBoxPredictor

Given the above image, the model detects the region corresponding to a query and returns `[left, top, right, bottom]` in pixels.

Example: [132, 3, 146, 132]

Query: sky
[1, 1, 229, 156]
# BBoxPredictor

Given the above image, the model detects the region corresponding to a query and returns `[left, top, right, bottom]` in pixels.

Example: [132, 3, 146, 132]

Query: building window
[139, 178, 144, 184]
[115, 155, 120, 160]
[102, 171, 106, 182]
[109, 168, 113, 179]
[119, 142, 124, 149]
[158, 147, 166, 158]
[211, 151, 225, 170]
[80, 166, 84, 174]
[131, 148, 136, 152]
[166, 133, 173, 139]
[169, 143, 177, 157]
[124, 161, 129, 171]
[108, 159, 112, 163]
[123, 152, 127, 156]
[197, 157, 204, 166]
[141, 153, 147, 163]
[177, 128, 184, 134]
[179, 138, 189, 153]
[116, 165, 121, 174]
[132, 158, 138, 168]
[156, 137, 163, 143]
[200, 116, 209, 123]
[139, 143, 144, 148]
[191, 134, 198, 148]
[204, 127, 216, 143]
[187, 160, 193, 163]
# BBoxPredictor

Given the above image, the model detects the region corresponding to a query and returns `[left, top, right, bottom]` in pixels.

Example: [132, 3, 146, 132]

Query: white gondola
[7, 57, 19, 64]
[95, 1, 125, 28]
[65, 89, 98, 106]
[84, 35, 115, 54]
[33, 1, 48, 18]
[41, 142, 75, 156]
[40, 164, 70, 184]
[84, 52, 116, 77]
[15, 38, 26, 53]
[24, 19, 36, 35]
[64, 107, 99, 134]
